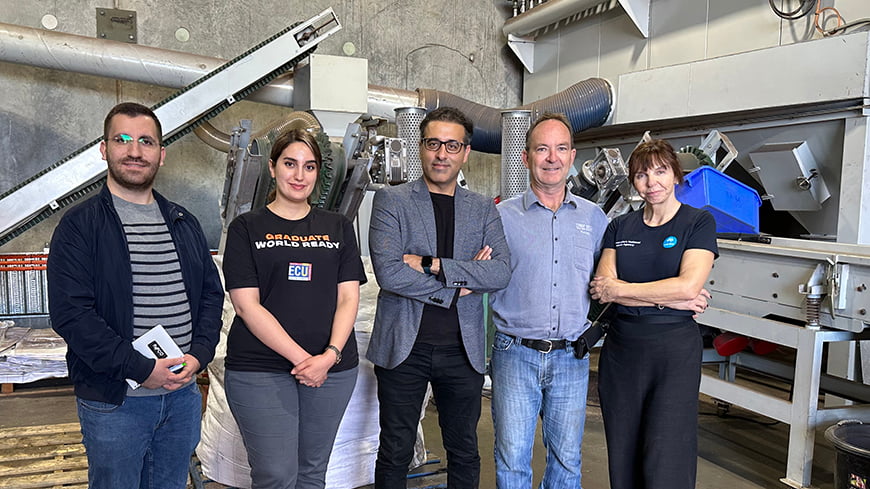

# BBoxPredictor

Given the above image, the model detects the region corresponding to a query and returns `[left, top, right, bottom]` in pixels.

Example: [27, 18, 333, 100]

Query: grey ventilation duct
[0, 21, 612, 154]
[418, 78, 612, 153]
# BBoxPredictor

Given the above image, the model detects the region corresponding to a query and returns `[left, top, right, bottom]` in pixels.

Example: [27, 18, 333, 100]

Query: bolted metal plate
[96, 8, 137, 43]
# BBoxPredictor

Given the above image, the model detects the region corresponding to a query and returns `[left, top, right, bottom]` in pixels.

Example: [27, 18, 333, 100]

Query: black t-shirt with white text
[602, 204, 718, 319]
[223, 207, 367, 373]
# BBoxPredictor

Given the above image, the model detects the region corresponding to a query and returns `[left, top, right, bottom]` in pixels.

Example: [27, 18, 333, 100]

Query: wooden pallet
[0, 383, 73, 397]
[0, 422, 87, 489]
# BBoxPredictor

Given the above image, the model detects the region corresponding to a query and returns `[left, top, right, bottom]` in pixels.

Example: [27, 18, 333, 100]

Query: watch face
[421, 255, 433, 267]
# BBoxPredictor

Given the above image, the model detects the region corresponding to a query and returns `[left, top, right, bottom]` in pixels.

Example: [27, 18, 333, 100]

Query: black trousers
[374, 342, 484, 489]
[598, 317, 702, 489]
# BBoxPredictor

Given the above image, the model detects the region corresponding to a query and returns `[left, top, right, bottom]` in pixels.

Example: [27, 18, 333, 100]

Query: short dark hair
[627, 139, 684, 185]
[103, 102, 163, 146]
[419, 107, 473, 146]
[525, 112, 573, 151]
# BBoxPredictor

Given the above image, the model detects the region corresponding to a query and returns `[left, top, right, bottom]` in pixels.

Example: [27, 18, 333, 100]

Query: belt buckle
[540, 340, 553, 353]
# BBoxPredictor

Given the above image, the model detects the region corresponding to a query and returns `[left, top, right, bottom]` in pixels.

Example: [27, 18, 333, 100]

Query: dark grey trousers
[225, 368, 357, 489]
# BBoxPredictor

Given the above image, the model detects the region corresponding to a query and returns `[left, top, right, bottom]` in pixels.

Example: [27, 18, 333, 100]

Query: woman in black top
[223, 129, 366, 489]
[590, 139, 717, 489]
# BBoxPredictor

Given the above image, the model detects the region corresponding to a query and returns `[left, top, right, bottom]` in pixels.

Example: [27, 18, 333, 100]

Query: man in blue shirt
[489, 113, 607, 488]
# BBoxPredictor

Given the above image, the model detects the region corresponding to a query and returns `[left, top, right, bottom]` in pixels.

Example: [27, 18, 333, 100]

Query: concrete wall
[523, 0, 870, 102]
[0, 1, 523, 251]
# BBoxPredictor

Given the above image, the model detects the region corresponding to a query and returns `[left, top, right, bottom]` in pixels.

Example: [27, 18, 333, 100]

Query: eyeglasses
[110, 134, 160, 148]
[421, 138, 467, 154]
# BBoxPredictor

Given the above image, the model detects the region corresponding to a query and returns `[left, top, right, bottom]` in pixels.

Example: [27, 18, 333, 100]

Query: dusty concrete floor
[398, 372, 836, 489]
[0, 359, 839, 489]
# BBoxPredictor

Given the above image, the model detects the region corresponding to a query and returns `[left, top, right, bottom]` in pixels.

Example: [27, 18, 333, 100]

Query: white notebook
[126, 325, 185, 390]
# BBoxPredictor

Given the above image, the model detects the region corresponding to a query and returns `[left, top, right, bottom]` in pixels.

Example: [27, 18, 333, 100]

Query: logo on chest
[288, 262, 312, 281]
[575, 223, 593, 236]
[662, 236, 678, 249]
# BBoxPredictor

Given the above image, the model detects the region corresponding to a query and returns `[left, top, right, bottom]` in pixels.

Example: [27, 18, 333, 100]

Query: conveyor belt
[0, 8, 341, 246]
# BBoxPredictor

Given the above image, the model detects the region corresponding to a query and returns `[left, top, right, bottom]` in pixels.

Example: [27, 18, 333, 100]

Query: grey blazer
[367, 178, 511, 373]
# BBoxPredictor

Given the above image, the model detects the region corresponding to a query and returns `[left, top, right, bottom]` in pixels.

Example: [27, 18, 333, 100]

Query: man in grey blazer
[368, 106, 511, 489]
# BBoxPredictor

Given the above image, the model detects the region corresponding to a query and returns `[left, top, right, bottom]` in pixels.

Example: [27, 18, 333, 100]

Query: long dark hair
[267, 129, 322, 203]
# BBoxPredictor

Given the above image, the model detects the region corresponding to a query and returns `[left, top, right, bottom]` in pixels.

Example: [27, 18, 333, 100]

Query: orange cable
[814, 1, 845, 36]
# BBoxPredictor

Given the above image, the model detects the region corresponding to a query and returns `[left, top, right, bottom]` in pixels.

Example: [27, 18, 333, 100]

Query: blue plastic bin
[675, 166, 761, 234]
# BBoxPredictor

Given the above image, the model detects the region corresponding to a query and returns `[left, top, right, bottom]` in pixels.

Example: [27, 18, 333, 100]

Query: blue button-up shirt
[489, 188, 608, 341]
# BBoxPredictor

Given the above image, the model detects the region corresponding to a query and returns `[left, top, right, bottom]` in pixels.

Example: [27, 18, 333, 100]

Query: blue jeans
[76, 382, 201, 489]
[225, 367, 358, 489]
[490, 331, 589, 489]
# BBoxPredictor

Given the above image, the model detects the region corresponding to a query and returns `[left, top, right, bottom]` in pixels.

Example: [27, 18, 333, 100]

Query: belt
[509, 335, 573, 353]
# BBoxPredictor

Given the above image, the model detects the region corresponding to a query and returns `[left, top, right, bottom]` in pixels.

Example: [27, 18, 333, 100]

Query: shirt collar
[521, 186, 578, 211]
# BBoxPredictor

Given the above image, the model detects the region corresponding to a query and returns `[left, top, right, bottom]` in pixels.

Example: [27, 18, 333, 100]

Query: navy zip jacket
[47, 185, 224, 405]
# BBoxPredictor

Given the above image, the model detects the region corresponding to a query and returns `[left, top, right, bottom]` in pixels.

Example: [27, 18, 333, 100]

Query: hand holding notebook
[126, 325, 186, 389]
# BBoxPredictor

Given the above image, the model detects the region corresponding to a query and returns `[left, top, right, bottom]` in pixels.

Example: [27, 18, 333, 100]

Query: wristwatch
[325, 345, 342, 364]
[421, 255, 433, 276]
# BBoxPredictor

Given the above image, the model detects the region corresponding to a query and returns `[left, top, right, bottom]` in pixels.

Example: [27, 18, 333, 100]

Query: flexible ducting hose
[193, 123, 233, 153]
[418, 77, 612, 154]
[193, 111, 321, 153]
[256, 111, 321, 139]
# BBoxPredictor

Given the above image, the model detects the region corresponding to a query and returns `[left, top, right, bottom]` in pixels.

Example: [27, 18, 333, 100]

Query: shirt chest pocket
[572, 233, 596, 274]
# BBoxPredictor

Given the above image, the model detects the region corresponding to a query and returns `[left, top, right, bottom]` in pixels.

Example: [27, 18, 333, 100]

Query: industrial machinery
[1, 5, 869, 488]
[561, 32, 870, 488]
[219, 114, 409, 236]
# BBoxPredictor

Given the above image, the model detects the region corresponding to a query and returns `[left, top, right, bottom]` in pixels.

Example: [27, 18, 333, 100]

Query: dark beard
[106, 157, 158, 191]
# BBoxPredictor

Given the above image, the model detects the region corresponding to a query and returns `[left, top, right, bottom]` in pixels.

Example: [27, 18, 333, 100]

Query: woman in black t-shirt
[590, 139, 718, 489]
[223, 129, 366, 489]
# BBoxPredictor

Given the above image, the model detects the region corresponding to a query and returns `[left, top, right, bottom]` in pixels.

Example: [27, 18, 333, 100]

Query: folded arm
[369, 190, 511, 308]
[405, 245, 495, 296]
[369, 189, 454, 304]
[438, 200, 511, 295]
[590, 248, 714, 311]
